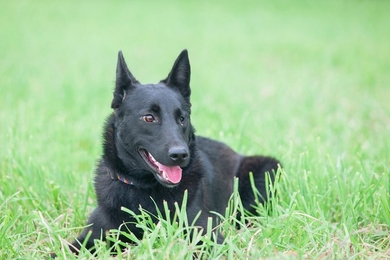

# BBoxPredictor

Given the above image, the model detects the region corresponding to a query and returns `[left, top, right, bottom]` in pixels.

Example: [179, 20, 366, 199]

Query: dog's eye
[142, 114, 156, 123]
[179, 116, 186, 126]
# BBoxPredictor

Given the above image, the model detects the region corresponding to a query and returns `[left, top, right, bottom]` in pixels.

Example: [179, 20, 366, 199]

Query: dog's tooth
[149, 153, 157, 163]
[162, 171, 168, 180]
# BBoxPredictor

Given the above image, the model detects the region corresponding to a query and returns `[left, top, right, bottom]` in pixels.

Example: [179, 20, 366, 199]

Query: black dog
[67, 50, 280, 254]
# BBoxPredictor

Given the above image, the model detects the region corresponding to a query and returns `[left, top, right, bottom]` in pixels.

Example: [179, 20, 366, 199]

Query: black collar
[105, 167, 134, 185]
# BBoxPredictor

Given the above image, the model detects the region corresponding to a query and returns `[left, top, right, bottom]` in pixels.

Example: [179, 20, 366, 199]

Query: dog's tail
[236, 156, 280, 215]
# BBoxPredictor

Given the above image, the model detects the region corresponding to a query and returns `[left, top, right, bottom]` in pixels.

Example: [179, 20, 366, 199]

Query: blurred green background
[1, 0, 389, 258]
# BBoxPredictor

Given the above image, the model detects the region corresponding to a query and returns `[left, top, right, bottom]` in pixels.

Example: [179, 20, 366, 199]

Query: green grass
[1, 0, 389, 259]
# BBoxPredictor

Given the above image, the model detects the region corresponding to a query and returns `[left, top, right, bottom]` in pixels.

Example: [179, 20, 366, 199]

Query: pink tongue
[156, 162, 182, 184]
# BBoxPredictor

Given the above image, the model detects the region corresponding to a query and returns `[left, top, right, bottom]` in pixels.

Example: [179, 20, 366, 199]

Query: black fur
[66, 50, 281, 255]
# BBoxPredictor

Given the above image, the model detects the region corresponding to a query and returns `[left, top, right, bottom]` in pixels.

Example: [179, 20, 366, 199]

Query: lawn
[1, 0, 389, 259]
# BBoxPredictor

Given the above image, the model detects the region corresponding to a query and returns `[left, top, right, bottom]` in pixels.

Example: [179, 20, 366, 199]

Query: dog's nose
[169, 147, 189, 164]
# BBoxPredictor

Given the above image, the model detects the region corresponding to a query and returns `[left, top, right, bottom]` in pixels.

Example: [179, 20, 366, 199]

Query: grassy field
[1, 0, 389, 259]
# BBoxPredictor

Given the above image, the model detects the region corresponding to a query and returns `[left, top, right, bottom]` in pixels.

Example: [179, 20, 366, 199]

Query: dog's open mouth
[138, 148, 182, 186]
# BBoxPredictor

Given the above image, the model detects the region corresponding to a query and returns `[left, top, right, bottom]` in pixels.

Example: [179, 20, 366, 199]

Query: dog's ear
[162, 49, 191, 101]
[111, 51, 138, 109]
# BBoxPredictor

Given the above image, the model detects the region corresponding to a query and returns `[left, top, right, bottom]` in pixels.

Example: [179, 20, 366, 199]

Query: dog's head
[111, 50, 194, 188]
